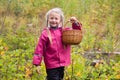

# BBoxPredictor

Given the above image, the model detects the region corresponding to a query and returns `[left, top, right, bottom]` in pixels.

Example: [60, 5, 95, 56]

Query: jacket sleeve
[32, 32, 47, 66]
[72, 21, 82, 30]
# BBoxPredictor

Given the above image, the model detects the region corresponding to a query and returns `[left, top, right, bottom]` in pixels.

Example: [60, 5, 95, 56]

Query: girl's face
[48, 12, 61, 27]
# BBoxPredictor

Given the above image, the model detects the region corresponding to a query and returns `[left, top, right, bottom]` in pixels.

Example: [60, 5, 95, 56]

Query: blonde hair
[45, 8, 64, 28]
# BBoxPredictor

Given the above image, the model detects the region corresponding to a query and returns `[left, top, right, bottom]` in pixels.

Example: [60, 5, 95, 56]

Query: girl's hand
[70, 17, 78, 23]
[36, 66, 41, 74]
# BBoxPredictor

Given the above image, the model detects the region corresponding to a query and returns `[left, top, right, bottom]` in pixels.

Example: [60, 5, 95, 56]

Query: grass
[0, 0, 120, 79]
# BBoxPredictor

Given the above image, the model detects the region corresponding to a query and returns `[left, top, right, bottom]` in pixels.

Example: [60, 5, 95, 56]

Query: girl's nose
[52, 19, 56, 22]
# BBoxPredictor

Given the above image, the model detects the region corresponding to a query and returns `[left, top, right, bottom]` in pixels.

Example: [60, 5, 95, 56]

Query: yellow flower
[65, 76, 69, 80]
[25, 67, 32, 78]
[0, 51, 5, 55]
[95, 63, 99, 68]
[76, 72, 81, 76]
[116, 74, 120, 79]
[65, 75, 71, 80]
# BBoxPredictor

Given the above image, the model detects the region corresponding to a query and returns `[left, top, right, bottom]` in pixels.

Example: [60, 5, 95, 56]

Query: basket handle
[63, 20, 70, 29]
[63, 20, 80, 29]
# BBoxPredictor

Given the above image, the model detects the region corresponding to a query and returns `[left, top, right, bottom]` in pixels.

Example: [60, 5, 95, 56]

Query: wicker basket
[62, 30, 82, 45]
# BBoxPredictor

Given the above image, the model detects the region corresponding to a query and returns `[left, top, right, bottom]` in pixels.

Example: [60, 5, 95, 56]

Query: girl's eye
[50, 17, 54, 19]
[55, 18, 58, 20]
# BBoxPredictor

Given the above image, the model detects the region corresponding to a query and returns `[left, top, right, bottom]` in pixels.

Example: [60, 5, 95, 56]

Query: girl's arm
[33, 32, 47, 66]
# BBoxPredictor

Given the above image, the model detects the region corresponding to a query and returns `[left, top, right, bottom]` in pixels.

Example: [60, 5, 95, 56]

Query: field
[0, 0, 120, 80]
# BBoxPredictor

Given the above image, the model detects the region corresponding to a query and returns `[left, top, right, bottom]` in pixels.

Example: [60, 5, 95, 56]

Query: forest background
[0, 0, 120, 80]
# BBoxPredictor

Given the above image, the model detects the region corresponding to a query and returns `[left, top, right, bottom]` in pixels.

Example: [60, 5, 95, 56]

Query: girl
[33, 8, 82, 80]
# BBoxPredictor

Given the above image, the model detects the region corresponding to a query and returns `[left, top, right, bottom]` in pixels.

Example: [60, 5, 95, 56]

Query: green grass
[0, 0, 120, 79]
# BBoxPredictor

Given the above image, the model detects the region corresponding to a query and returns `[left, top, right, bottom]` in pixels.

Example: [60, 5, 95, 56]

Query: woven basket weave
[62, 30, 82, 45]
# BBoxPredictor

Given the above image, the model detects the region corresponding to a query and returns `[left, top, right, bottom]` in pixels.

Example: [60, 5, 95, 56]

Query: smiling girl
[32, 8, 82, 80]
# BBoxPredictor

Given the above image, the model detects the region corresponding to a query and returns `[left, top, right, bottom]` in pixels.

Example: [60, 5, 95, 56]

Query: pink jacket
[33, 22, 82, 69]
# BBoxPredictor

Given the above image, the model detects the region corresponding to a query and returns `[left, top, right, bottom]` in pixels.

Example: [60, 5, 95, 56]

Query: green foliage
[0, 0, 120, 79]
[3, 26, 35, 50]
